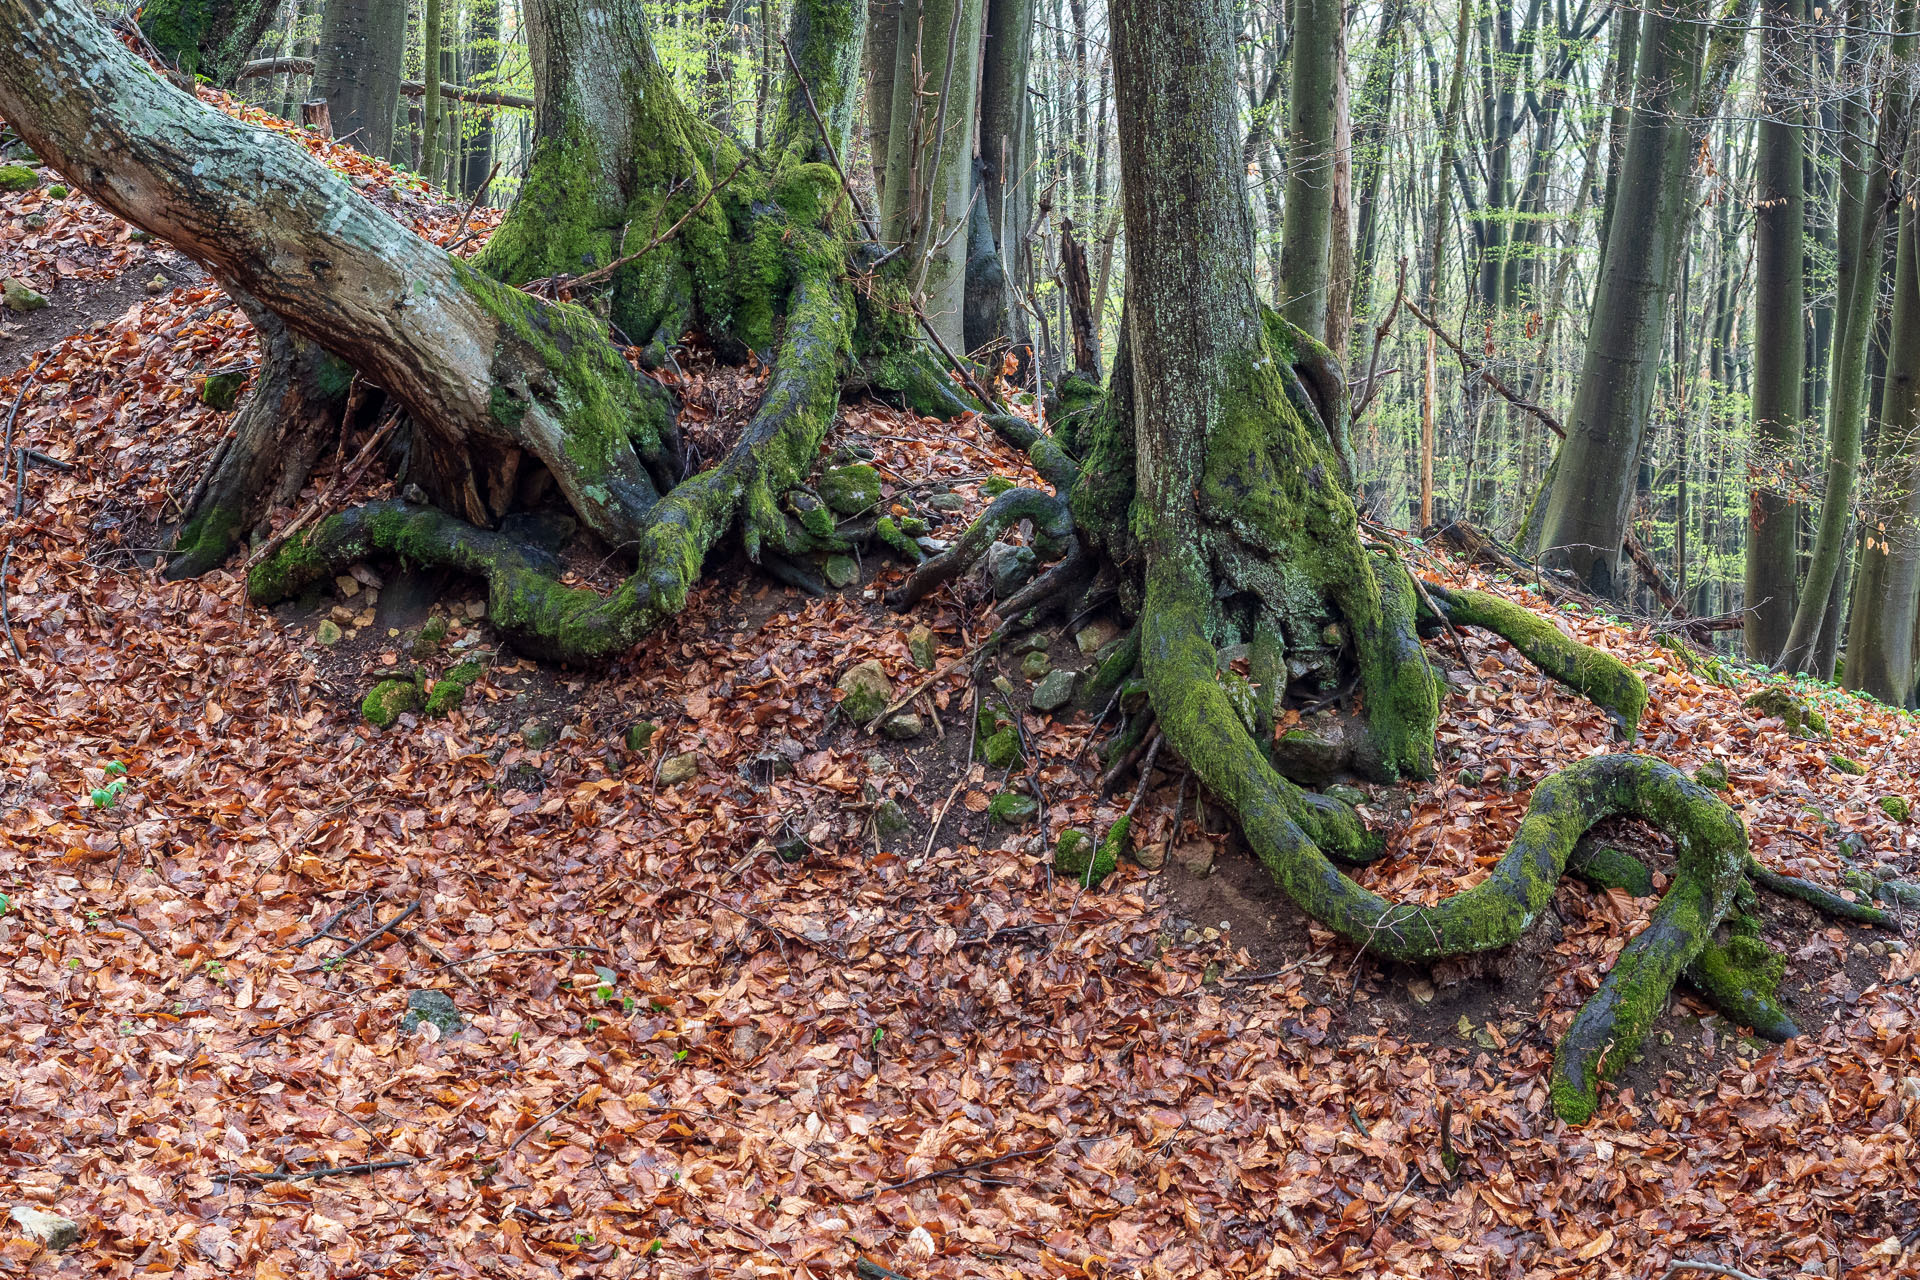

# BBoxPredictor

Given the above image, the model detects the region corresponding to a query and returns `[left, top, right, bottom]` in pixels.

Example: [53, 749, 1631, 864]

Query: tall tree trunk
[421, 0, 445, 180]
[1278, 0, 1340, 338]
[313, 0, 406, 156]
[1746, 0, 1807, 663]
[865, 0, 900, 197]
[1777, 4, 1914, 671]
[1420, 0, 1473, 529]
[971, 0, 1034, 355]
[1536, 0, 1751, 596]
[461, 0, 499, 197]
[1349, 0, 1407, 358]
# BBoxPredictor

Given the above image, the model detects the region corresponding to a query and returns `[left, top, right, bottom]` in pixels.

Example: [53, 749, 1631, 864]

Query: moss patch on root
[1684, 927, 1798, 1041]
[1431, 584, 1648, 740]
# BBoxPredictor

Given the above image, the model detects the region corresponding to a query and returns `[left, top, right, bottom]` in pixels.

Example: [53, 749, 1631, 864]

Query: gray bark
[313, 0, 406, 157]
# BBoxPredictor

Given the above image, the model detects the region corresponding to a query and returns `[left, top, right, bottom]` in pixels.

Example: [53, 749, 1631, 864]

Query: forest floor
[2, 97, 1918, 1280]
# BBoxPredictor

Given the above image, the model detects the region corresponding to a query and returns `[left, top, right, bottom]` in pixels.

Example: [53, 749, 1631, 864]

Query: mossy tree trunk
[140, 0, 282, 85]
[889, 0, 1892, 1125]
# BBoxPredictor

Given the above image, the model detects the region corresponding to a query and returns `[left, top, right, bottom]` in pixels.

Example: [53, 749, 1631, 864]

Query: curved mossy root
[869, 347, 1081, 492]
[1141, 555, 1753, 1123]
[1426, 582, 1648, 741]
[1683, 930, 1799, 1042]
[1746, 858, 1894, 928]
[887, 487, 1075, 608]
[250, 272, 852, 663]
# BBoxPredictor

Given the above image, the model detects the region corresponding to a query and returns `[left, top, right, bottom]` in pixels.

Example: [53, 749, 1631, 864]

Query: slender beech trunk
[1420, 0, 1473, 529]
[1746, 0, 1807, 663]
[1778, 4, 1914, 670]
[421, 0, 445, 180]
[313, 0, 407, 157]
[971, 0, 1034, 354]
[461, 0, 499, 197]
[1350, 0, 1407, 358]
[1278, 0, 1340, 338]
[865, 0, 900, 196]
[1536, 0, 1751, 596]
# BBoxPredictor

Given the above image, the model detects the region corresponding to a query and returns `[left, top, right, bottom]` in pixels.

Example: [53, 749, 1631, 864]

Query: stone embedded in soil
[907, 624, 936, 670]
[823, 554, 859, 588]
[986, 542, 1036, 598]
[873, 799, 912, 836]
[1693, 759, 1730, 791]
[1408, 976, 1436, 1004]
[981, 728, 1022, 768]
[520, 719, 555, 749]
[9, 1207, 80, 1250]
[1171, 840, 1215, 876]
[927, 492, 965, 512]
[1075, 619, 1121, 655]
[0, 163, 38, 192]
[881, 712, 923, 740]
[1132, 839, 1167, 870]
[401, 989, 464, 1036]
[315, 619, 343, 645]
[1743, 685, 1827, 737]
[818, 463, 881, 516]
[836, 659, 892, 722]
[1020, 650, 1052, 680]
[1031, 668, 1077, 712]
[988, 791, 1037, 825]
[3, 277, 48, 312]
[1055, 828, 1114, 883]
[659, 752, 700, 785]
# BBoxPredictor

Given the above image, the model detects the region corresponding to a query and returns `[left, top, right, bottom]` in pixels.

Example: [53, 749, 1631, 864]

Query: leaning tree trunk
[312, 0, 406, 157]
[884, 0, 1893, 1126]
[140, 0, 281, 85]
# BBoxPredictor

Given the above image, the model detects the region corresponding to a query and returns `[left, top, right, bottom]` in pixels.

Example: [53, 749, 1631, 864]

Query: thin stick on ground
[849, 1140, 1060, 1202]
[293, 897, 421, 972]
[0, 546, 19, 663]
[502, 1088, 590, 1157]
[241, 412, 399, 572]
[212, 1158, 415, 1184]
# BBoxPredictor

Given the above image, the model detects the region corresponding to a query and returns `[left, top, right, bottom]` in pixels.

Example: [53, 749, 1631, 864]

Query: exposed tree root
[887, 486, 1073, 608]
[248, 270, 851, 662]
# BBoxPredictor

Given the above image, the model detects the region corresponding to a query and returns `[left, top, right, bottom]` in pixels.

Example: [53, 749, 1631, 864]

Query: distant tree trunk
[1420, 0, 1473, 529]
[1777, 4, 1914, 671]
[879, 0, 986, 351]
[1844, 145, 1920, 703]
[970, 0, 1034, 355]
[313, 0, 406, 156]
[1348, 0, 1406, 357]
[1536, 0, 1750, 596]
[1278, 0, 1339, 338]
[421, 0, 445, 179]
[141, 0, 280, 85]
[461, 0, 499, 197]
[1746, 0, 1807, 664]
[864, 0, 900, 196]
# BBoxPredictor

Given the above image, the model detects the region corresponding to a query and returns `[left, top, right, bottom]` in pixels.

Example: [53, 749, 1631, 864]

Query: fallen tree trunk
[237, 57, 535, 111]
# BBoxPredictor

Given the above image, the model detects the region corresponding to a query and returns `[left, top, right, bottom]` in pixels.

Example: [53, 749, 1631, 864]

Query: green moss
[45, 184, 67, 200]
[362, 678, 423, 729]
[423, 660, 483, 716]
[1693, 759, 1730, 791]
[988, 790, 1038, 825]
[1435, 585, 1647, 741]
[980, 476, 1015, 498]
[981, 728, 1023, 769]
[197, 369, 246, 411]
[875, 515, 921, 561]
[819, 464, 881, 515]
[169, 501, 245, 576]
[1055, 827, 1117, 885]
[625, 720, 659, 752]
[1828, 753, 1865, 776]
[1567, 842, 1655, 896]
[1879, 795, 1909, 821]
[411, 615, 450, 657]
[0, 164, 37, 193]
[1743, 685, 1827, 737]
[1684, 932, 1797, 1041]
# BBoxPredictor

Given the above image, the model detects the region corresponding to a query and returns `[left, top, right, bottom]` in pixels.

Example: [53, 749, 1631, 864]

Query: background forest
[132, 0, 1920, 704]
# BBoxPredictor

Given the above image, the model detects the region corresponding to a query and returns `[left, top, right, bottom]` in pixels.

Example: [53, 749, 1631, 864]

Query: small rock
[731, 1025, 767, 1060]
[1075, 619, 1121, 655]
[818, 463, 882, 515]
[315, 619, 343, 645]
[1030, 667, 1077, 712]
[1132, 840, 1166, 870]
[44, 184, 67, 200]
[465, 599, 486, 619]
[980, 728, 1023, 769]
[128, 228, 155, 242]
[625, 720, 658, 753]
[659, 752, 700, 785]
[986, 541, 1037, 598]
[334, 573, 361, 598]
[872, 799, 912, 836]
[1055, 829, 1115, 883]
[882, 711, 923, 740]
[1693, 759, 1730, 791]
[521, 719, 555, 750]
[1744, 685, 1828, 737]
[988, 790, 1038, 825]
[1408, 976, 1436, 1004]
[9, 1207, 80, 1251]
[361, 678, 422, 729]
[992, 673, 1017, 698]
[1171, 840, 1215, 876]
[198, 369, 247, 411]
[1323, 783, 1368, 807]
[2, 277, 48, 312]
[823, 554, 859, 588]
[907, 624, 936, 670]
[22, 212, 45, 230]
[836, 658, 893, 722]
[144, 273, 169, 294]
[927, 492, 965, 512]
[1020, 649, 1052, 680]
[401, 989, 464, 1036]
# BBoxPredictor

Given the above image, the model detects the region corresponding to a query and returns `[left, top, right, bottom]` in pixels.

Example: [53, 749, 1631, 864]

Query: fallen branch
[502, 1088, 590, 1157]
[849, 1140, 1059, 1202]
[237, 58, 532, 110]
[1404, 296, 1564, 439]
[293, 897, 421, 973]
[211, 1157, 415, 1184]
[0, 546, 19, 663]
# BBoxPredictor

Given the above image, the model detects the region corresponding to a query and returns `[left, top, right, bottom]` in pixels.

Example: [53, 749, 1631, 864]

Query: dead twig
[849, 1140, 1059, 1202]
[444, 159, 503, 253]
[293, 897, 421, 973]
[242, 411, 400, 572]
[1404, 296, 1564, 440]
[503, 1088, 590, 1157]
[212, 1157, 414, 1184]
[0, 546, 19, 663]
[552, 157, 749, 295]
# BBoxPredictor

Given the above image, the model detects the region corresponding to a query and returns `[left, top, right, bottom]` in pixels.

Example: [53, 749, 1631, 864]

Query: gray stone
[907, 624, 936, 670]
[837, 659, 892, 722]
[1031, 668, 1078, 712]
[988, 791, 1038, 825]
[659, 752, 701, 785]
[2, 278, 47, 312]
[927, 492, 966, 512]
[873, 799, 912, 836]
[1020, 650, 1052, 680]
[819, 464, 882, 515]
[823, 554, 859, 588]
[1075, 619, 1122, 655]
[520, 719, 554, 749]
[9, 1207, 79, 1250]
[1171, 841, 1215, 876]
[882, 712, 923, 740]
[986, 541, 1037, 598]
[401, 989, 464, 1036]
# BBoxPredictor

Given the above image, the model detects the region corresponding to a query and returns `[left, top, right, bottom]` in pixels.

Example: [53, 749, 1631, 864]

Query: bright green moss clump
[0, 164, 38, 193]
[1055, 827, 1117, 885]
[819, 464, 881, 515]
[1879, 795, 1910, 821]
[423, 660, 484, 716]
[362, 679, 423, 729]
[1828, 753, 1865, 776]
[1684, 927, 1797, 1042]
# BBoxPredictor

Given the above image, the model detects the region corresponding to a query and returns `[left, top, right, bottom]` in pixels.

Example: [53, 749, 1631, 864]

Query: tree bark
[461, 0, 501, 197]
[141, 0, 281, 85]
[1745, 0, 1806, 664]
[421, 0, 445, 180]
[313, 0, 407, 157]
[1277, 0, 1339, 339]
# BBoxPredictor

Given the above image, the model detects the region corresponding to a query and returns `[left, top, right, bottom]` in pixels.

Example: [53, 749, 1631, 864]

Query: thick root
[250, 271, 850, 663]
[1746, 858, 1894, 928]
[1683, 928, 1800, 1042]
[886, 486, 1073, 608]
[1426, 582, 1648, 740]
